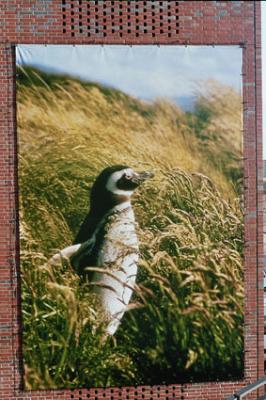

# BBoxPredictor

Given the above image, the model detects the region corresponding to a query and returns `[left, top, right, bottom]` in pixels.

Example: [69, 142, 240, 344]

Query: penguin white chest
[92, 206, 139, 335]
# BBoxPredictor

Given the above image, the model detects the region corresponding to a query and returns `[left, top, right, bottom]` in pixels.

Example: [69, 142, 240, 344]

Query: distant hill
[17, 65, 242, 194]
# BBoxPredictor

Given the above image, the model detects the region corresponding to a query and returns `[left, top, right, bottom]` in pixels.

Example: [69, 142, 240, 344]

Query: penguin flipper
[49, 244, 82, 266]
[70, 238, 95, 276]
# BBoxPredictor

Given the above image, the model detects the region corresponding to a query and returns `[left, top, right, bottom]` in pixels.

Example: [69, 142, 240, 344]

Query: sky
[16, 44, 242, 112]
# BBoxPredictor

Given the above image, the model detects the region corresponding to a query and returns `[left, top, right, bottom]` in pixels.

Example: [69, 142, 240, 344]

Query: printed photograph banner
[16, 45, 243, 390]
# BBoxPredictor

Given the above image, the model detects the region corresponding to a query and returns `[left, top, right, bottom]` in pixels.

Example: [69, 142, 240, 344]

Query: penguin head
[105, 166, 154, 196]
[90, 165, 154, 213]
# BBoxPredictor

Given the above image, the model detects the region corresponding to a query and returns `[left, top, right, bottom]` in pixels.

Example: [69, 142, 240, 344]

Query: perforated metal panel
[62, 0, 179, 39]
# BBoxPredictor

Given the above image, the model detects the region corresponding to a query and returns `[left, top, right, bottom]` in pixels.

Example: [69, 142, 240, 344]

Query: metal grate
[61, 0, 179, 39]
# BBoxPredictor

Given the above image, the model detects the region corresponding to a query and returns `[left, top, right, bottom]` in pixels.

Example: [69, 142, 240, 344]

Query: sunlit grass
[17, 66, 243, 389]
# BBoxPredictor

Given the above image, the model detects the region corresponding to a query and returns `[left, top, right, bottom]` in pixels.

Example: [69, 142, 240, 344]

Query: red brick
[0, 1, 262, 399]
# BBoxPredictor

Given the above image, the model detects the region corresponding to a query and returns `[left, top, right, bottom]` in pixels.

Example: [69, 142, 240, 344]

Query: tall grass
[17, 66, 243, 389]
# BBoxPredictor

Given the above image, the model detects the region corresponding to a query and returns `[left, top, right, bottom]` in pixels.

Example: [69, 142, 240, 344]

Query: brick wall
[0, 1, 262, 399]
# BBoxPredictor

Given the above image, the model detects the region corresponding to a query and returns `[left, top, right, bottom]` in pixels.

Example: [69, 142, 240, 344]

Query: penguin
[49, 165, 154, 336]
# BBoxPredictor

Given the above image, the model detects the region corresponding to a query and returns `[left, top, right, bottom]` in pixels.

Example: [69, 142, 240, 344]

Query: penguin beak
[132, 171, 154, 185]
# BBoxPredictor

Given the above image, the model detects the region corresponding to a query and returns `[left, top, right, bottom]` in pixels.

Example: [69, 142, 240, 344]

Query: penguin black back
[73, 165, 129, 245]
[72, 165, 154, 275]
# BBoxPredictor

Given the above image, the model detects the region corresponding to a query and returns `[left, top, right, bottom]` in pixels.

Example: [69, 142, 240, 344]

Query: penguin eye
[124, 174, 131, 180]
